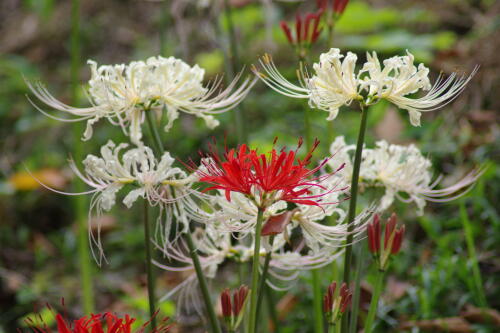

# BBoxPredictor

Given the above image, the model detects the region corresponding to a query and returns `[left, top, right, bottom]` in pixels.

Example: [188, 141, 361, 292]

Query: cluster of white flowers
[153, 173, 375, 312]
[328, 136, 482, 215]
[56, 140, 202, 264]
[27, 56, 256, 145]
[254, 48, 477, 126]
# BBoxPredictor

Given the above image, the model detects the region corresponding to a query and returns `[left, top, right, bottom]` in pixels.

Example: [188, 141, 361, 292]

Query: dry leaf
[399, 317, 472, 332]
[261, 209, 297, 236]
[461, 304, 500, 327]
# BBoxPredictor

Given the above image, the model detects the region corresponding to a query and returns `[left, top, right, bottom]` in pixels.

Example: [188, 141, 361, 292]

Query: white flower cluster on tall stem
[57, 140, 200, 264]
[27, 56, 256, 145]
[328, 136, 482, 215]
[154, 172, 375, 313]
[253, 48, 477, 125]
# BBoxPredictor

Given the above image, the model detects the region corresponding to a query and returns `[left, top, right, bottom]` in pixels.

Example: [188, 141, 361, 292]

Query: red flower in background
[24, 311, 172, 333]
[194, 138, 344, 209]
[280, 10, 324, 47]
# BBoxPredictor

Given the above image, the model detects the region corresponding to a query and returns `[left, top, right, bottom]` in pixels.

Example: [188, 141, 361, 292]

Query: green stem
[256, 235, 275, 321]
[71, 0, 94, 314]
[312, 269, 324, 333]
[222, 0, 246, 143]
[460, 200, 488, 307]
[143, 200, 157, 330]
[328, 324, 336, 333]
[248, 208, 265, 333]
[185, 232, 222, 333]
[364, 271, 385, 333]
[143, 110, 220, 332]
[145, 110, 164, 154]
[348, 244, 365, 333]
[341, 104, 368, 333]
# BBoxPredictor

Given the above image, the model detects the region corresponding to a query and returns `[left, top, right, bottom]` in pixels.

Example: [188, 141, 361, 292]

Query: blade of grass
[459, 199, 488, 307]
[71, 0, 94, 314]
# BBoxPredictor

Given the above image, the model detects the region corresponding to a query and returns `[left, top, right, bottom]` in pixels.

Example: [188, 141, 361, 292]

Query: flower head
[39, 141, 198, 265]
[328, 136, 483, 215]
[193, 138, 341, 209]
[27, 56, 256, 145]
[323, 281, 352, 325]
[360, 51, 478, 126]
[253, 48, 476, 126]
[24, 311, 172, 333]
[253, 49, 362, 121]
[367, 213, 405, 271]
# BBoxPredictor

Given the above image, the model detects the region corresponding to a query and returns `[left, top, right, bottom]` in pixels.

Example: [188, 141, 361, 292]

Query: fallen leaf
[461, 304, 500, 327]
[399, 317, 472, 332]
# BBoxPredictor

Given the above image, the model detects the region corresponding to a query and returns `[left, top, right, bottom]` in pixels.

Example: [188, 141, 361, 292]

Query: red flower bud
[333, 0, 349, 15]
[384, 213, 397, 251]
[323, 281, 336, 313]
[280, 21, 293, 44]
[232, 285, 249, 316]
[295, 14, 303, 43]
[391, 225, 405, 254]
[221, 289, 232, 317]
[367, 214, 381, 254]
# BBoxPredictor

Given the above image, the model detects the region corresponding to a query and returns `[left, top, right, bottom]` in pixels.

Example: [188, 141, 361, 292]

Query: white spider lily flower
[27, 56, 256, 145]
[60, 141, 195, 264]
[291, 179, 374, 253]
[253, 49, 362, 121]
[154, 221, 348, 311]
[328, 136, 483, 215]
[360, 50, 478, 126]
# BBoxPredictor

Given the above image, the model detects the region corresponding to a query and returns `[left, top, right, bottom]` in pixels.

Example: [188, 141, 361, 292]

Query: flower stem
[341, 104, 368, 333]
[143, 111, 220, 332]
[460, 200, 488, 307]
[364, 271, 385, 333]
[185, 232, 222, 333]
[328, 324, 336, 333]
[256, 234, 275, 322]
[348, 244, 365, 333]
[143, 200, 157, 330]
[248, 208, 265, 333]
[223, 0, 246, 143]
[145, 110, 164, 155]
[71, 0, 94, 314]
[312, 270, 324, 333]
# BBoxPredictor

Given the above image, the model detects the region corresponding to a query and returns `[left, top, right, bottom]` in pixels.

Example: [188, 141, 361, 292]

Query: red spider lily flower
[220, 285, 249, 331]
[193, 138, 344, 210]
[323, 282, 352, 325]
[280, 10, 323, 47]
[23, 310, 172, 333]
[367, 213, 405, 271]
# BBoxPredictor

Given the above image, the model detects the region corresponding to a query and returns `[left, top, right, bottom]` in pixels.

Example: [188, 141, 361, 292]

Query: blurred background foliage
[0, 0, 499, 332]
